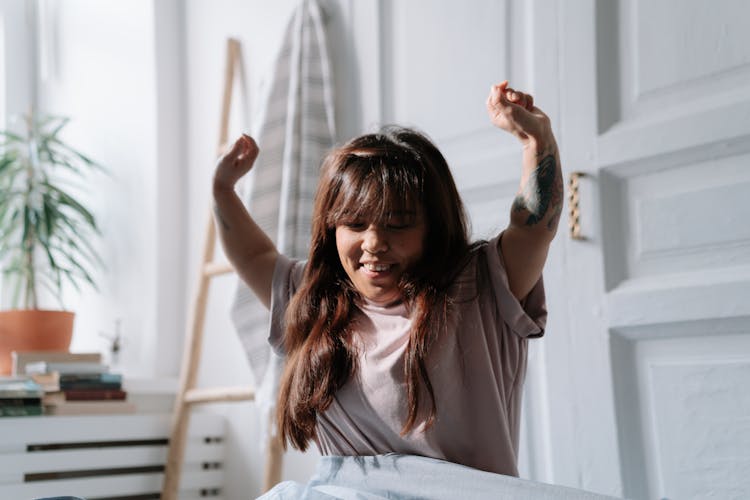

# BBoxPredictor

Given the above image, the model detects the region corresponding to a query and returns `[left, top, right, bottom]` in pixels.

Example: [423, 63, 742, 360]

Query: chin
[366, 292, 401, 305]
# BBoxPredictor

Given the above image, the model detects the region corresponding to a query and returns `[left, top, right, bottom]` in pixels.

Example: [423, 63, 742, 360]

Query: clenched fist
[486, 81, 552, 147]
[213, 134, 260, 192]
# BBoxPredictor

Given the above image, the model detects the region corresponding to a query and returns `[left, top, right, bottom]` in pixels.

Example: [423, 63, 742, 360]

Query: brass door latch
[568, 171, 587, 240]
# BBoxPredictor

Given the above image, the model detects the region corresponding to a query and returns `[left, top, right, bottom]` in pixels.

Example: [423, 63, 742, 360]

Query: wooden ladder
[161, 38, 283, 500]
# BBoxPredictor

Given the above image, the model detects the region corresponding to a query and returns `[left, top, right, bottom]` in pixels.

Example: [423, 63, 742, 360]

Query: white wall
[29, 0, 187, 377]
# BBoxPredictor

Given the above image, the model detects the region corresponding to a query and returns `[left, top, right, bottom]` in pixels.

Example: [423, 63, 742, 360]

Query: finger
[239, 134, 259, 161]
[232, 135, 249, 153]
[219, 136, 243, 158]
[497, 84, 527, 111]
[488, 81, 512, 109]
[517, 93, 533, 111]
[237, 137, 260, 166]
[508, 90, 539, 120]
[241, 133, 259, 153]
[488, 81, 508, 99]
[506, 89, 531, 109]
[502, 88, 532, 117]
[492, 80, 509, 94]
[516, 92, 534, 111]
[218, 137, 246, 167]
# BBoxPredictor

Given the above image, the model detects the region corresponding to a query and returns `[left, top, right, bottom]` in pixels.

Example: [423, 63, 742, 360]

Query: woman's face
[335, 209, 426, 306]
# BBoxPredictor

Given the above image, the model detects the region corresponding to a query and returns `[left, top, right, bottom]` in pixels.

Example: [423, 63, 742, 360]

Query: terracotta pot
[0, 310, 75, 375]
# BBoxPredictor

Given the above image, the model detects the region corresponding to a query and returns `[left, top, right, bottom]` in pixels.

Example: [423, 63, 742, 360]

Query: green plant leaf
[1, 113, 106, 309]
[0, 154, 17, 176]
[0, 130, 24, 142]
[41, 182, 98, 229]
[55, 218, 103, 267]
[49, 138, 103, 172]
[46, 116, 70, 138]
[53, 248, 97, 290]
[41, 242, 64, 293]
[47, 239, 95, 275]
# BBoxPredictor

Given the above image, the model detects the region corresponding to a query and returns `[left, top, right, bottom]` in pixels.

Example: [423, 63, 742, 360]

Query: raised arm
[486, 81, 563, 301]
[213, 134, 278, 308]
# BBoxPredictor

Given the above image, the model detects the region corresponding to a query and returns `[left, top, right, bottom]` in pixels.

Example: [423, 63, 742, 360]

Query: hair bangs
[326, 153, 423, 227]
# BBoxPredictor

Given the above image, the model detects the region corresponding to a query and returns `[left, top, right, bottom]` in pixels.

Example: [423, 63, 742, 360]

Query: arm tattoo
[213, 204, 231, 231]
[512, 147, 563, 232]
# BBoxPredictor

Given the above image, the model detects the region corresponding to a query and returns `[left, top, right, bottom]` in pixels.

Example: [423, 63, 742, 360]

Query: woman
[212, 81, 562, 477]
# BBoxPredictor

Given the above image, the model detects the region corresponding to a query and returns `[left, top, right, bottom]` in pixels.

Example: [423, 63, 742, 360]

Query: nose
[362, 225, 388, 255]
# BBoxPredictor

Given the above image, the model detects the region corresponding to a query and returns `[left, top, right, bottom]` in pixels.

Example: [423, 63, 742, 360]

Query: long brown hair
[277, 126, 471, 451]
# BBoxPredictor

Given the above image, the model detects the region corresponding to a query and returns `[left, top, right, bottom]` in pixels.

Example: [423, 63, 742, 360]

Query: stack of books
[0, 378, 44, 417]
[13, 351, 136, 416]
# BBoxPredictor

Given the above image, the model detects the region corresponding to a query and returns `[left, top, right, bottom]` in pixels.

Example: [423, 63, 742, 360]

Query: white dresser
[0, 377, 227, 500]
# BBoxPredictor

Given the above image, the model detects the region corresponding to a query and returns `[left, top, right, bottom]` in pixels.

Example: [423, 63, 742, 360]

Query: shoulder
[447, 239, 490, 302]
[269, 255, 308, 356]
[449, 232, 546, 338]
[273, 254, 307, 295]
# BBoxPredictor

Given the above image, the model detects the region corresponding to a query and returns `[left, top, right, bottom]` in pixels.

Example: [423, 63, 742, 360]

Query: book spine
[59, 373, 122, 391]
[44, 401, 137, 416]
[0, 405, 43, 417]
[59, 373, 122, 384]
[0, 390, 44, 398]
[59, 382, 122, 391]
[43, 363, 109, 375]
[0, 397, 43, 406]
[64, 389, 127, 401]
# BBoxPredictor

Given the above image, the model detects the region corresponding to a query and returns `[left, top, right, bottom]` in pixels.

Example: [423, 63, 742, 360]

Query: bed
[259, 454, 623, 500]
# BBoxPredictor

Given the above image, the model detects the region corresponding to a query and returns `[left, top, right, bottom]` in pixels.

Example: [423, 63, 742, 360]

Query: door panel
[612, 329, 750, 500]
[562, 0, 750, 498]
[355, 0, 750, 498]
[602, 152, 750, 286]
[380, 0, 540, 241]
[382, 0, 508, 142]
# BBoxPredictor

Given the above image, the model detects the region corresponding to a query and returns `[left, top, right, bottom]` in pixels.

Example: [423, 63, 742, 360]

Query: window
[0, 0, 36, 307]
[0, 14, 5, 123]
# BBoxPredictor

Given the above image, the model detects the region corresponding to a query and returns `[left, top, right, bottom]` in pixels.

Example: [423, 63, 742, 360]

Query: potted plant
[0, 114, 104, 374]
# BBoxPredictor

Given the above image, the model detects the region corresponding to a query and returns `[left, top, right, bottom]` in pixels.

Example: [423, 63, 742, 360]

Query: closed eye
[343, 221, 366, 230]
[385, 215, 416, 230]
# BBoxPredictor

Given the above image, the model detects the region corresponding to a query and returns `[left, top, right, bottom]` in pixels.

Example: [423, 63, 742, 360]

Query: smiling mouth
[363, 263, 392, 272]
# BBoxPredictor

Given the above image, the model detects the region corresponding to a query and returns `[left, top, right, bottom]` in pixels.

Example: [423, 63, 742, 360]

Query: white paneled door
[553, 1, 750, 499]
[355, 0, 750, 499]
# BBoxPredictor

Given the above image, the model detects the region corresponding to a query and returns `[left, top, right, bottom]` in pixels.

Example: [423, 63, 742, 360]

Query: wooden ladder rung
[203, 262, 234, 277]
[183, 386, 256, 405]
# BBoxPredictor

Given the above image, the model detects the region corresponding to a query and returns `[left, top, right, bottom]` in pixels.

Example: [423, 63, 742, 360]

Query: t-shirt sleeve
[269, 254, 307, 355]
[483, 232, 547, 338]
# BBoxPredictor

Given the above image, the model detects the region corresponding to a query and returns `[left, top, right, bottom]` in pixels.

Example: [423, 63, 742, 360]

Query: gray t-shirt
[269, 232, 547, 477]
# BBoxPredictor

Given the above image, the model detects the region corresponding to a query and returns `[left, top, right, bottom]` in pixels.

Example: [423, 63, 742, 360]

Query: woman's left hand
[486, 81, 553, 147]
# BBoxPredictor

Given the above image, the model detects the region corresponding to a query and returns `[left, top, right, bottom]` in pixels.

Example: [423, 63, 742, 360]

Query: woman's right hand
[213, 134, 260, 192]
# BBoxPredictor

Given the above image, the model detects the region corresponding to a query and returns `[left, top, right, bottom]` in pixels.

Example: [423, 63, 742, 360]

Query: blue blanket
[258, 454, 623, 499]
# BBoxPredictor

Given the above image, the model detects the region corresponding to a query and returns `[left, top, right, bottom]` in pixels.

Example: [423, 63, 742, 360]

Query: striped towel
[230, 0, 335, 396]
